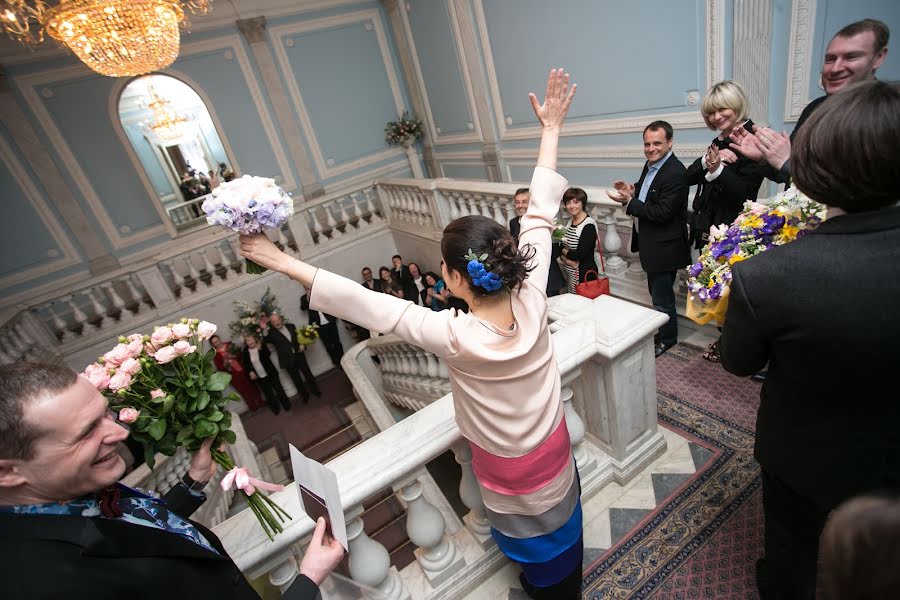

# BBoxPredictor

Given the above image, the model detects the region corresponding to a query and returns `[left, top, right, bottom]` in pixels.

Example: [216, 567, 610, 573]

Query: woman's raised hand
[529, 68, 577, 130]
[239, 233, 290, 273]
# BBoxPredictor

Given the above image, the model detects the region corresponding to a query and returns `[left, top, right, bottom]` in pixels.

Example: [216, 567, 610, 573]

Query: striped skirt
[470, 417, 583, 597]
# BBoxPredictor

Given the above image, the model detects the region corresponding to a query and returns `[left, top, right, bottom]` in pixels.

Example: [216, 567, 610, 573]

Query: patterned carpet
[582, 343, 764, 599]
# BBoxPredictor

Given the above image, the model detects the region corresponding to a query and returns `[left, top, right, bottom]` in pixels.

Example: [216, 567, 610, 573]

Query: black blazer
[263, 323, 300, 366]
[509, 216, 521, 241]
[242, 343, 279, 379]
[720, 205, 900, 508]
[626, 153, 691, 273]
[0, 484, 318, 600]
[362, 279, 383, 293]
[685, 122, 766, 248]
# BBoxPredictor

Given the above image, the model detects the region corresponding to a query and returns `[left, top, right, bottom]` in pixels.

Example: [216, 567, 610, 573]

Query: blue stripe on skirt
[490, 499, 583, 586]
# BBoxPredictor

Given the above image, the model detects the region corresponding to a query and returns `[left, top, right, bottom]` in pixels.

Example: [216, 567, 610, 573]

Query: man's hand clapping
[606, 180, 635, 205]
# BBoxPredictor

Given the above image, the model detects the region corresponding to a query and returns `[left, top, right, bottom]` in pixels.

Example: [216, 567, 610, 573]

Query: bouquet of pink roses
[84, 318, 290, 540]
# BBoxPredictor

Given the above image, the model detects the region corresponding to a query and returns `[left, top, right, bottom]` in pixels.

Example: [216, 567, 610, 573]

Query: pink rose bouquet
[85, 318, 290, 540]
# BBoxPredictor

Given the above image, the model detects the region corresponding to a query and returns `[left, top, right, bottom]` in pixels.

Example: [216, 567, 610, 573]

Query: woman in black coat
[685, 80, 766, 251]
[559, 187, 598, 293]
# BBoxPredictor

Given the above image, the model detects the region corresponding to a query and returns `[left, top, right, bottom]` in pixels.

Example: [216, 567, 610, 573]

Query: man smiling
[0, 363, 342, 600]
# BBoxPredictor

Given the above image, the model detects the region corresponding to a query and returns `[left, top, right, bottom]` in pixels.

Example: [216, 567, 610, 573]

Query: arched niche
[116, 73, 236, 231]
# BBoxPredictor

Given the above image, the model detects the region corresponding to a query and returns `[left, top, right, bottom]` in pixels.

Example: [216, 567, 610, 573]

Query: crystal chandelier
[142, 82, 189, 142]
[1, 0, 212, 78]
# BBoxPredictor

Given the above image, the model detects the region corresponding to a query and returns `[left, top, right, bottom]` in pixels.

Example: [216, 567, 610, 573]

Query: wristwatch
[181, 472, 209, 493]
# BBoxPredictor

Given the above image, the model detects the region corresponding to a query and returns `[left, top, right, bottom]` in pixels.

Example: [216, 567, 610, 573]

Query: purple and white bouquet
[201, 175, 293, 274]
[685, 187, 826, 325]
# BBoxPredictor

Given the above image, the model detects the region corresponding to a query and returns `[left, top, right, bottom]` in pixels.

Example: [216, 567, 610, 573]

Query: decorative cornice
[236, 16, 268, 44]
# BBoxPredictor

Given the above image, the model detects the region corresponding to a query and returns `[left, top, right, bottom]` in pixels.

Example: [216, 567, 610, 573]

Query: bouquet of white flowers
[201, 175, 293, 274]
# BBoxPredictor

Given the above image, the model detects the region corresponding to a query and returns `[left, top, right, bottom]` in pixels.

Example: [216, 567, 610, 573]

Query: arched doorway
[117, 74, 234, 229]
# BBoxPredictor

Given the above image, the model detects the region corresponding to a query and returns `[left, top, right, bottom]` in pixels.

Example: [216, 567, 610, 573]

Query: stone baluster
[0, 339, 13, 364]
[425, 353, 439, 378]
[166, 259, 184, 288]
[308, 209, 324, 244]
[437, 358, 449, 379]
[14, 322, 36, 357]
[367, 192, 384, 224]
[596, 207, 627, 275]
[183, 255, 201, 282]
[349, 193, 365, 230]
[49, 301, 71, 341]
[268, 556, 300, 593]
[4, 329, 25, 359]
[209, 244, 230, 277]
[227, 237, 243, 271]
[452, 442, 493, 549]
[490, 197, 505, 226]
[82, 288, 105, 324]
[324, 204, 341, 239]
[200, 247, 217, 278]
[399, 477, 465, 585]
[65, 295, 89, 332]
[561, 386, 596, 477]
[447, 193, 460, 221]
[101, 282, 126, 312]
[121, 276, 145, 312]
[346, 505, 410, 600]
[416, 353, 428, 377]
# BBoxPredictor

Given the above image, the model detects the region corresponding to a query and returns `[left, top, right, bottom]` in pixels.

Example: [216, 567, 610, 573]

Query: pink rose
[119, 357, 142, 376]
[150, 389, 166, 399]
[83, 363, 110, 390]
[118, 407, 140, 424]
[172, 323, 192, 338]
[173, 340, 197, 355]
[108, 371, 132, 392]
[196, 321, 217, 340]
[154, 345, 179, 364]
[126, 337, 144, 357]
[102, 343, 131, 367]
[151, 326, 174, 345]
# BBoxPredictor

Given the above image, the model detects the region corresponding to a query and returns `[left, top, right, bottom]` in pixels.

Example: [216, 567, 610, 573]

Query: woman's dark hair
[820, 495, 900, 600]
[441, 215, 534, 297]
[423, 271, 440, 286]
[562, 187, 588, 211]
[792, 81, 900, 213]
[378, 266, 391, 279]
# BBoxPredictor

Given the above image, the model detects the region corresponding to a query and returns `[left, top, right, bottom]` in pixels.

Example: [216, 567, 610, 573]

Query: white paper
[289, 444, 348, 551]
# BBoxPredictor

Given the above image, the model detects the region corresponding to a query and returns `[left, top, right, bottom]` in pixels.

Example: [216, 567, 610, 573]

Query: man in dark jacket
[607, 120, 690, 357]
[301, 293, 344, 370]
[0, 362, 343, 600]
[262, 312, 319, 399]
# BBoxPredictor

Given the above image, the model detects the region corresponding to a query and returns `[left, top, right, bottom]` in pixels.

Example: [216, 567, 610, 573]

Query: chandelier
[142, 82, 189, 142]
[1, 0, 212, 78]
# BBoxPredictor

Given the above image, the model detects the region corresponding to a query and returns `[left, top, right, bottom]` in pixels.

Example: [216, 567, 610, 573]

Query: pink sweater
[309, 167, 571, 512]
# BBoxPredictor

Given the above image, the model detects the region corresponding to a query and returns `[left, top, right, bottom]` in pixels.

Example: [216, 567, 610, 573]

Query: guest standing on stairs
[261, 312, 320, 401]
[242, 334, 291, 415]
[239, 69, 583, 599]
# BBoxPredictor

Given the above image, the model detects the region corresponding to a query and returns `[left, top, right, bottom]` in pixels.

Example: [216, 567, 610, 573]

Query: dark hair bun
[486, 236, 531, 292]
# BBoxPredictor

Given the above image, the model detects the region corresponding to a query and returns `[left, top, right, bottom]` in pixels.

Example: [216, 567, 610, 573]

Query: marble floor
[431, 425, 710, 600]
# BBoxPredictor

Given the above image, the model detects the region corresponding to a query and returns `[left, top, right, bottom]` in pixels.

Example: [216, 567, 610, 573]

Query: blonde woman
[684, 80, 766, 362]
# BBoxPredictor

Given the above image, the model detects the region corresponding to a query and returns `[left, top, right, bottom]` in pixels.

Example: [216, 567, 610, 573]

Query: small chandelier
[1, 0, 212, 78]
[142, 82, 189, 141]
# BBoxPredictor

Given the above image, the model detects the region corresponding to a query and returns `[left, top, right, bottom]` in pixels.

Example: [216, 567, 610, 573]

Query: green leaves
[194, 419, 218, 439]
[220, 429, 237, 445]
[144, 445, 156, 469]
[207, 371, 231, 391]
[196, 391, 210, 411]
[147, 419, 166, 441]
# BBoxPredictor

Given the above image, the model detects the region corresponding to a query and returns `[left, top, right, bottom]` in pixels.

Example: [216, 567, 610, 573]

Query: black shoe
[654, 342, 674, 358]
[311, 386, 322, 397]
[755, 558, 772, 599]
[302, 394, 310, 404]
[270, 406, 281, 415]
[282, 399, 292, 411]
[750, 370, 768, 382]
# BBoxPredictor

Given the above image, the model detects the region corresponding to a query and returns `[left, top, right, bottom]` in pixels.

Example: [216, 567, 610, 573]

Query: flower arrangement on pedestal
[686, 187, 826, 326]
[385, 111, 424, 147]
[229, 288, 281, 337]
[85, 319, 290, 540]
[201, 175, 293, 274]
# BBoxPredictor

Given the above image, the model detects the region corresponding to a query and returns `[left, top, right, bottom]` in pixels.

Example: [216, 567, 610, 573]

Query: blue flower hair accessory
[464, 249, 503, 292]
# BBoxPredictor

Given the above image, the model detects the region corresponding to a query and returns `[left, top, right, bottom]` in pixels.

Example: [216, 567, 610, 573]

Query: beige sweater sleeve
[518, 167, 569, 293]
[308, 269, 460, 358]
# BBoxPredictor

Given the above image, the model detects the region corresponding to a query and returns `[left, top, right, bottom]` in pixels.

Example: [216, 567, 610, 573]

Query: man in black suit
[241, 334, 291, 414]
[262, 312, 319, 400]
[720, 81, 900, 599]
[607, 120, 690, 357]
[0, 362, 343, 600]
[390, 255, 418, 301]
[301, 293, 344, 370]
[730, 19, 889, 183]
[354, 267, 382, 341]
[508, 187, 530, 241]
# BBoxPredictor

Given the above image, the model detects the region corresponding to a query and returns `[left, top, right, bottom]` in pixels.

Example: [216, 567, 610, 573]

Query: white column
[561, 386, 596, 477]
[399, 477, 465, 586]
[346, 506, 410, 600]
[452, 442, 493, 550]
[268, 556, 300, 593]
[598, 208, 627, 275]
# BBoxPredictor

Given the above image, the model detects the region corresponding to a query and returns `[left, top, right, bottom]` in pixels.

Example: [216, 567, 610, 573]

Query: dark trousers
[292, 352, 319, 395]
[318, 321, 345, 368]
[647, 270, 678, 346]
[256, 375, 290, 414]
[520, 559, 583, 599]
[759, 469, 829, 600]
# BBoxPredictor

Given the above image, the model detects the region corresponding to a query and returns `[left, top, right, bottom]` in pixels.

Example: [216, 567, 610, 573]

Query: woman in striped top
[560, 187, 598, 294]
[239, 70, 582, 598]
